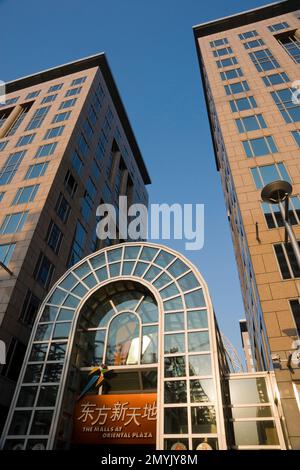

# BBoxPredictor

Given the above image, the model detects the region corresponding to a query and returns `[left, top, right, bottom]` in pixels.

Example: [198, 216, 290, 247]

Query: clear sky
[1, 0, 274, 361]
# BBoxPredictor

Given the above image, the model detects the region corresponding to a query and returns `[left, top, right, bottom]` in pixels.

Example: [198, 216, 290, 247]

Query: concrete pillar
[0, 104, 22, 139]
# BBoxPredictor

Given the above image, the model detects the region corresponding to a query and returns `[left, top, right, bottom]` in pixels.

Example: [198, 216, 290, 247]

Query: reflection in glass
[232, 421, 279, 446]
[167, 259, 189, 277]
[16, 387, 37, 407]
[164, 380, 187, 403]
[107, 247, 122, 262]
[34, 324, 53, 341]
[139, 246, 158, 262]
[24, 364, 43, 383]
[57, 308, 74, 321]
[187, 310, 208, 329]
[188, 331, 210, 352]
[177, 272, 199, 292]
[8, 411, 32, 435]
[136, 296, 158, 323]
[37, 386, 58, 407]
[40, 306, 58, 322]
[155, 250, 175, 268]
[30, 344, 48, 362]
[163, 296, 183, 311]
[165, 312, 185, 332]
[164, 333, 185, 354]
[190, 379, 215, 403]
[52, 322, 71, 340]
[141, 370, 157, 390]
[106, 313, 140, 365]
[122, 261, 134, 275]
[153, 272, 172, 289]
[164, 407, 188, 434]
[79, 330, 105, 366]
[30, 410, 53, 435]
[165, 356, 186, 377]
[160, 283, 179, 299]
[189, 354, 211, 376]
[109, 262, 121, 277]
[133, 262, 148, 277]
[231, 406, 272, 419]
[143, 265, 161, 282]
[184, 290, 205, 309]
[191, 406, 217, 433]
[48, 342, 67, 361]
[141, 325, 158, 363]
[228, 378, 269, 404]
[42, 363, 63, 382]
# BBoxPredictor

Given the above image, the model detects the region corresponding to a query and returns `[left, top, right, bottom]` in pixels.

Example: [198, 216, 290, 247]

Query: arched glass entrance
[0, 243, 227, 450]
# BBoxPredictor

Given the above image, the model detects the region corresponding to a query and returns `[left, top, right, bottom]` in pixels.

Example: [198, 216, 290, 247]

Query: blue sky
[1, 0, 273, 360]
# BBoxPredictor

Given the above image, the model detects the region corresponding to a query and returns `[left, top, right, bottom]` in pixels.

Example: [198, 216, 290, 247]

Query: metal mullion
[230, 417, 275, 422]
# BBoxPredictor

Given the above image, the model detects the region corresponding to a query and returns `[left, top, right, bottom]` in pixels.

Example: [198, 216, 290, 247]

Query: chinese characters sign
[73, 394, 157, 445]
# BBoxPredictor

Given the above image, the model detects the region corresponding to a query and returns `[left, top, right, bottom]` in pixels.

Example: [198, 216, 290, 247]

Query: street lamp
[261, 180, 300, 268]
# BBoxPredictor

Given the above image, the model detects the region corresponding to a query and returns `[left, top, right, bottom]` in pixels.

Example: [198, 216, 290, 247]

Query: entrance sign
[73, 393, 157, 445]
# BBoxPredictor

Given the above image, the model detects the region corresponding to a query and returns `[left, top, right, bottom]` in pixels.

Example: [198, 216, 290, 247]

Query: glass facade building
[0, 243, 287, 450]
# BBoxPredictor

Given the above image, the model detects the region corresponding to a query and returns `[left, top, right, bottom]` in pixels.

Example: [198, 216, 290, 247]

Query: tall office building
[194, 0, 300, 449]
[0, 54, 150, 432]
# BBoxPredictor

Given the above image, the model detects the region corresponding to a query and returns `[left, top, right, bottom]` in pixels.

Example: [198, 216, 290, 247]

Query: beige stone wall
[197, 11, 300, 448]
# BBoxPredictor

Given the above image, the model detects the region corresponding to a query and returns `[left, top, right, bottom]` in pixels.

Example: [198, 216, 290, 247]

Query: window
[26, 106, 50, 130]
[44, 126, 64, 139]
[0, 338, 26, 381]
[77, 133, 89, 156]
[71, 151, 83, 176]
[262, 72, 290, 87]
[6, 103, 32, 136]
[216, 57, 238, 68]
[55, 193, 70, 223]
[224, 80, 250, 95]
[64, 170, 77, 197]
[25, 162, 49, 179]
[59, 98, 77, 109]
[213, 46, 233, 58]
[238, 30, 258, 40]
[81, 177, 97, 223]
[0, 141, 8, 151]
[271, 88, 300, 123]
[251, 162, 290, 189]
[292, 130, 300, 148]
[261, 195, 300, 229]
[19, 290, 40, 326]
[275, 32, 300, 64]
[88, 106, 97, 126]
[35, 142, 57, 158]
[12, 184, 39, 205]
[48, 84, 63, 93]
[0, 242, 16, 265]
[34, 253, 54, 288]
[83, 119, 94, 139]
[0, 192, 5, 202]
[0, 211, 28, 234]
[243, 39, 265, 49]
[242, 136, 277, 158]
[210, 38, 228, 48]
[41, 94, 57, 104]
[289, 300, 300, 335]
[52, 111, 71, 123]
[26, 91, 40, 99]
[220, 68, 243, 81]
[46, 221, 63, 254]
[71, 77, 86, 86]
[249, 49, 280, 72]
[235, 114, 267, 133]
[15, 133, 35, 147]
[68, 221, 87, 267]
[274, 242, 300, 279]
[268, 22, 289, 33]
[65, 87, 82, 97]
[229, 96, 257, 112]
[0, 97, 19, 108]
[0, 150, 26, 185]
